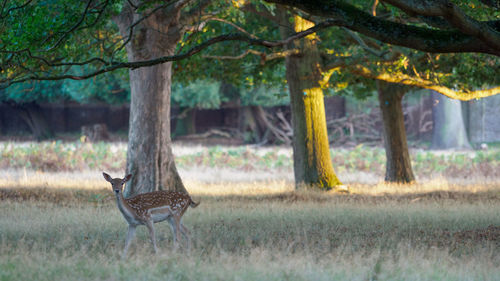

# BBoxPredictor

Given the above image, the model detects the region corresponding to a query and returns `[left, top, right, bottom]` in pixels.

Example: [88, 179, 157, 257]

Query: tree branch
[341, 28, 388, 57]
[265, 0, 500, 56]
[1, 20, 341, 87]
[0, 0, 33, 19]
[40, 0, 95, 52]
[381, 0, 500, 51]
[348, 64, 500, 101]
[202, 17, 259, 38]
[202, 48, 299, 62]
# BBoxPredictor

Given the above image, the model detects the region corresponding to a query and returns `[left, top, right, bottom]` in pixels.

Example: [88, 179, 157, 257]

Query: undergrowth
[1, 142, 500, 179]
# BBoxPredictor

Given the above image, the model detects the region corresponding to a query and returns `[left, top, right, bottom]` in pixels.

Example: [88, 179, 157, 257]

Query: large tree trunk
[279, 12, 342, 190]
[115, 4, 186, 196]
[377, 81, 415, 183]
[431, 91, 472, 150]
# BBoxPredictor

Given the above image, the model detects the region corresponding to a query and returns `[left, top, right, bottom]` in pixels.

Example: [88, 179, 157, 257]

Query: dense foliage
[1, 0, 498, 104]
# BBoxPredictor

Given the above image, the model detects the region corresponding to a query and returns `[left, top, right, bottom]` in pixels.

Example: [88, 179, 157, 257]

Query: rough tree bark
[115, 3, 187, 196]
[377, 81, 415, 183]
[279, 11, 343, 190]
[431, 91, 472, 150]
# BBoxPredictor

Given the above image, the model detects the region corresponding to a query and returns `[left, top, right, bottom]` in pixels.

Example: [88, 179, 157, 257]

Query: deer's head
[103, 172, 132, 194]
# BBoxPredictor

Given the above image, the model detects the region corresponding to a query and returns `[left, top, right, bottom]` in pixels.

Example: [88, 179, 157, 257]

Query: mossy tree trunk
[279, 12, 342, 190]
[377, 81, 415, 183]
[115, 3, 186, 196]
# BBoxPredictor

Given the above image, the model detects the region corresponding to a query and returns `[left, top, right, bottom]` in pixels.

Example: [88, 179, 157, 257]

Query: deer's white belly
[149, 206, 173, 223]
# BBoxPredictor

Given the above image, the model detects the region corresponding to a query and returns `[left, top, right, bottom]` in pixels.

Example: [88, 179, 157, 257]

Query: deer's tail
[190, 197, 200, 208]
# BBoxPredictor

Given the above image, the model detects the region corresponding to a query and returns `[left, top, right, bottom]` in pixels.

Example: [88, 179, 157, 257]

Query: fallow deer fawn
[103, 172, 199, 258]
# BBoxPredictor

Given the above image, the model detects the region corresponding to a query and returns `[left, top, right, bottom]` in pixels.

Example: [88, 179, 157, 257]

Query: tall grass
[1, 186, 499, 281]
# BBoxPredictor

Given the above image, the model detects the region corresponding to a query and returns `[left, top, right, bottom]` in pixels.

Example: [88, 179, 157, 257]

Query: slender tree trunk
[279, 11, 342, 190]
[377, 81, 415, 183]
[115, 4, 186, 196]
[431, 91, 472, 150]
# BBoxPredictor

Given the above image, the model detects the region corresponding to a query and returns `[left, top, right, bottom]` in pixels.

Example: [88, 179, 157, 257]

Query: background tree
[174, 3, 346, 189]
[277, 10, 343, 189]
[142, 1, 500, 187]
[376, 81, 415, 182]
[296, 0, 500, 183]
[431, 91, 472, 150]
[1, 0, 334, 195]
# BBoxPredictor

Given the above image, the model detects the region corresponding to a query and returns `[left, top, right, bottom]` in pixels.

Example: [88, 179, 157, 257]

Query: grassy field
[1, 180, 499, 281]
[1, 143, 500, 280]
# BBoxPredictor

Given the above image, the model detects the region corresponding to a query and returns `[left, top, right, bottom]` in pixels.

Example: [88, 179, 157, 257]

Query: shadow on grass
[1, 185, 499, 205]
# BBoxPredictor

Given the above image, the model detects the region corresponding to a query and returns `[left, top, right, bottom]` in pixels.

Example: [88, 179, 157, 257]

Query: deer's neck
[115, 192, 137, 223]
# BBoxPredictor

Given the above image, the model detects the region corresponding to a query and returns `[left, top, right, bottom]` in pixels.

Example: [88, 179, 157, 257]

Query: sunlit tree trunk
[377, 81, 415, 183]
[115, 3, 186, 196]
[279, 11, 342, 190]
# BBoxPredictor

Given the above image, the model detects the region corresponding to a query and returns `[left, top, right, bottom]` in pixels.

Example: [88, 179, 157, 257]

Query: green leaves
[1, 0, 124, 86]
[0, 67, 129, 104]
[172, 80, 223, 109]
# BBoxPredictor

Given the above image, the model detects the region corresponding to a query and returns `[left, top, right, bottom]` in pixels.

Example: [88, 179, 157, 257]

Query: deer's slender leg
[168, 217, 179, 249]
[173, 215, 182, 249]
[180, 223, 191, 250]
[145, 219, 158, 254]
[122, 225, 136, 259]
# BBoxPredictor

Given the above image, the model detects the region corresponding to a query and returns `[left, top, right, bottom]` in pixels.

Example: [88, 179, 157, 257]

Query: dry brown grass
[1, 170, 500, 280]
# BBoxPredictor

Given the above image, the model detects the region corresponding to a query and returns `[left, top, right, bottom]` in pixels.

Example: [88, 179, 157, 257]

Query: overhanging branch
[1, 19, 342, 87]
[381, 0, 500, 51]
[265, 0, 500, 56]
[348, 65, 500, 101]
[202, 49, 299, 62]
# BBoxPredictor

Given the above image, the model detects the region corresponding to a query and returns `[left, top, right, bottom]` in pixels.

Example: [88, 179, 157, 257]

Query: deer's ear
[103, 172, 112, 182]
[123, 174, 132, 183]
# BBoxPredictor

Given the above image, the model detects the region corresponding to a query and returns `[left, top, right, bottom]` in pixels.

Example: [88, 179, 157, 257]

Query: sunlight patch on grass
[2, 169, 500, 198]
[348, 177, 500, 196]
[184, 180, 293, 196]
[0, 169, 106, 189]
[0, 169, 294, 195]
